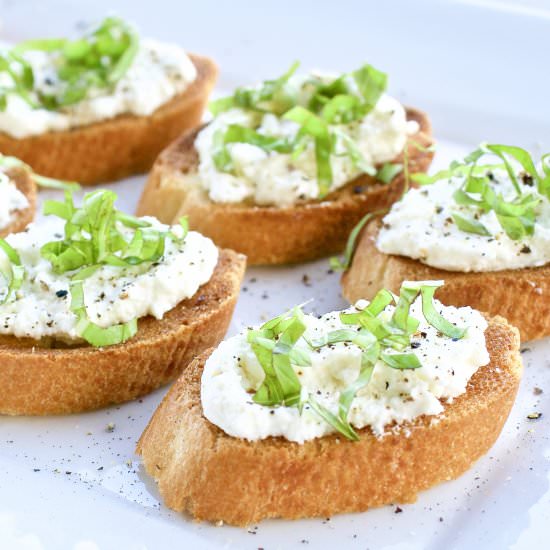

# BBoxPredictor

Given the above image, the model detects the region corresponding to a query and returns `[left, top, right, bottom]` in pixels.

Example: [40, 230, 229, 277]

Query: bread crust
[0, 249, 245, 415]
[0, 55, 217, 185]
[342, 219, 550, 341]
[136, 108, 434, 265]
[136, 316, 521, 526]
[0, 166, 36, 237]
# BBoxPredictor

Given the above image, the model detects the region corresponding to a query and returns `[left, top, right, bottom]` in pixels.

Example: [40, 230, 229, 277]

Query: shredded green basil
[247, 307, 306, 407]
[208, 62, 389, 198]
[0, 189, 188, 348]
[284, 106, 333, 196]
[246, 281, 465, 441]
[451, 212, 490, 236]
[413, 143, 548, 241]
[1, 17, 139, 111]
[0, 239, 24, 304]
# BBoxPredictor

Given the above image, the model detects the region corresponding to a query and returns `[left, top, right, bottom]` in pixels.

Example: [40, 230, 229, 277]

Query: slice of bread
[136, 108, 434, 265]
[136, 315, 521, 527]
[0, 166, 36, 238]
[0, 249, 245, 415]
[0, 55, 217, 185]
[342, 219, 548, 341]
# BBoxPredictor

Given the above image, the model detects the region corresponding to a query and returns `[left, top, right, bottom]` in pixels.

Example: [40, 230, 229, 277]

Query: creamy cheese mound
[0, 171, 28, 230]
[0, 39, 197, 138]
[376, 170, 550, 272]
[194, 74, 417, 208]
[0, 217, 218, 342]
[201, 296, 489, 443]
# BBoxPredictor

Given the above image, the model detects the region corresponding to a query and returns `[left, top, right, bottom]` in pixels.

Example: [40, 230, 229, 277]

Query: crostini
[0, 189, 245, 415]
[137, 281, 521, 526]
[0, 17, 217, 184]
[137, 62, 434, 264]
[341, 144, 550, 341]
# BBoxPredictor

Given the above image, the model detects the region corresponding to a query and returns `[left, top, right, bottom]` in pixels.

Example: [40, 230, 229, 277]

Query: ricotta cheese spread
[0, 38, 197, 138]
[195, 73, 418, 208]
[377, 169, 550, 272]
[0, 217, 218, 342]
[0, 171, 28, 230]
[201, 294, 489, 443]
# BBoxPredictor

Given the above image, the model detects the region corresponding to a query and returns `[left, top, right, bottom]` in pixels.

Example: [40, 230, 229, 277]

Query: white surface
[0, 1, 549, 549]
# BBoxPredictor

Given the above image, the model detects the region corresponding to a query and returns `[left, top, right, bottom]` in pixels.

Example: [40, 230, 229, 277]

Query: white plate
[0, 1, 549, 549]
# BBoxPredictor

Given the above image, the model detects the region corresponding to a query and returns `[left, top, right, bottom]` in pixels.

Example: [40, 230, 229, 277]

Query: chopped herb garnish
[209, 61, 300, 116]
[412, 143, 549, 241]
[246, 281, 464, 440]
[0, 189, 188, 347]
[284, 106, 333, 196]
[0, 239, 24, 304]
[451, 212, 491, 236]
[208, 62, 389, 198]
[1, 17, 139, 112]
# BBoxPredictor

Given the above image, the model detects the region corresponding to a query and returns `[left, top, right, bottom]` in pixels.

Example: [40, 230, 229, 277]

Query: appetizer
[0, 17, 217, 184]
[137, 281, 521, 526]
[137, 62, 434, 264]
[341, 144, 550, 341]
[0, 190, 245, 415]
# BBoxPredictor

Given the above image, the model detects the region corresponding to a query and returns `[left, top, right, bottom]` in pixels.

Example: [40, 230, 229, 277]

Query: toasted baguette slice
[0, 55, 217, 185]
[342, 219, 548, 341]
[0, 166, 37, 237]
[136, 315, 521, 527]
[0, 249, 245, 415]
[136, 108, 434, 265]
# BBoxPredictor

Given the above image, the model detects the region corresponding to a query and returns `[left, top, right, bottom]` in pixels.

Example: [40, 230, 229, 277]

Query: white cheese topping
[0, 217, 218, 342]
[194, 73, 417, 207]
[377, 170, 550, 272]
[0, 39, 197, 138]
[201, 295, 489, 443]
[0, 171, 28, 230]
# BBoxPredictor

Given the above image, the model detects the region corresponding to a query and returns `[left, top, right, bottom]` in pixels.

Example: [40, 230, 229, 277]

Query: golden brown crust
[0, 166, 37, 237]
[342, 219, 550, 341]
[0, 55, 217, 185]
[0, 249, 245, 415]
[136, 108, 434, 265]
[136, 316, 521, 526]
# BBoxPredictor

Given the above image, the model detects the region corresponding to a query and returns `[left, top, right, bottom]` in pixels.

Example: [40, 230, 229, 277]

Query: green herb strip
[329, 211, 379, 271]
[284, 106, 333, 196]
[451, 212, 491, 236]
[247, 307, 306, 407]
[0, 239, 24, 304]
[376, 162, 403, 184]
[247, 281, 465, 441]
